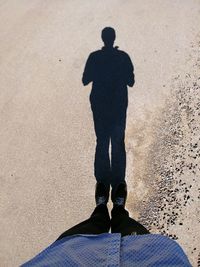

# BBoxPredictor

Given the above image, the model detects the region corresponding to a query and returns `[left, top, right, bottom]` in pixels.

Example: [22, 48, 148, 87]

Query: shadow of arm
[82, 53, 94, 86]
[126, 54, 135, 87]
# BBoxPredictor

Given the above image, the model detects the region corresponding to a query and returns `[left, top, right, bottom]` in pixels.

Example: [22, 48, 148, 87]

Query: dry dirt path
[0, 1, 199, 266]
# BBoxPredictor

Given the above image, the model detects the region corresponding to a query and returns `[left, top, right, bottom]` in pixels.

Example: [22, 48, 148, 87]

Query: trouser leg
[111, 206, 150, 237]
[57, 205, 110, 241]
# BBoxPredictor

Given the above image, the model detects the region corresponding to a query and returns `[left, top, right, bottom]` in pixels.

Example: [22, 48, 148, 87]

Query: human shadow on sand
[82, 27, 135, 192]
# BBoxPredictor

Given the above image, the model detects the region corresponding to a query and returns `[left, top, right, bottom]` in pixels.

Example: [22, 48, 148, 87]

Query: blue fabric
[21, 234, 192, 267]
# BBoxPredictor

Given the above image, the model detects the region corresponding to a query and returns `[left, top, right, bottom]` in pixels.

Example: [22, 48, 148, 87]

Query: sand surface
[0, 1, 200, 266]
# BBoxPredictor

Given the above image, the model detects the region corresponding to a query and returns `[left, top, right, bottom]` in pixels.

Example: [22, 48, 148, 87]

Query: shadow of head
[101, 27, 116, 47]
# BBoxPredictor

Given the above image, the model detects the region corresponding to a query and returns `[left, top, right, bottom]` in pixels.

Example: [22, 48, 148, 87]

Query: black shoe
[95, 182, 110, 206]
[111, 182, 127, 208]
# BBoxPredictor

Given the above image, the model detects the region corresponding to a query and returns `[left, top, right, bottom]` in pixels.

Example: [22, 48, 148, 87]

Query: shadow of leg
[94, 136, 111, 187]
[110, 109, 127, 190]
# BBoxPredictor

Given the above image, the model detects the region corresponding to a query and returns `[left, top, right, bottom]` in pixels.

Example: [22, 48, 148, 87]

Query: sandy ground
[0, 1, 200, 266]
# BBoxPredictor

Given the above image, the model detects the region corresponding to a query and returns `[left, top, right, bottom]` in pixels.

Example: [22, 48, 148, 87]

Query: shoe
[95, 182, 110, 206]
[111, 182, 127, 207]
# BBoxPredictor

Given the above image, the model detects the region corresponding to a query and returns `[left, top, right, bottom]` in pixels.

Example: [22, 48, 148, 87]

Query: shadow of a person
[82, 27, 135, 193]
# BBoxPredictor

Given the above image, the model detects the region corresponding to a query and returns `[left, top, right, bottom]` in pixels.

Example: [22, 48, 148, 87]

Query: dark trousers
[57, 205, 149, 241]
[91, 103, 127, 192]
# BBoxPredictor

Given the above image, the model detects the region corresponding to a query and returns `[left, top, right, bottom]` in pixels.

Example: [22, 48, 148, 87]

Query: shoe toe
[111, 182, 127, 206]
[95, 182, 110, 205]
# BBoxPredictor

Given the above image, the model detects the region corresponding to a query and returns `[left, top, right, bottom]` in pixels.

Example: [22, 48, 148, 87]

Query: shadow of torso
[89, 47, 131, 113]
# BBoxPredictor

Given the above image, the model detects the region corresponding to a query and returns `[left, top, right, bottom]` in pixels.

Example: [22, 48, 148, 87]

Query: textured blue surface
[21, 233, 192, 267]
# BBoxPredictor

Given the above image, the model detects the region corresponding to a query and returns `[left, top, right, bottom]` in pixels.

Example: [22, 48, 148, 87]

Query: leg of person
[56, 204, 110, 241]
[111, 205, 150, 237]
[110, 109, 127, 192]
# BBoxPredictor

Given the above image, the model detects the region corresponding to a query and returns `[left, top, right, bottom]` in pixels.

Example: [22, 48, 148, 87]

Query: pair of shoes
[111, 182, 127, 208]
[95, 182, 110, 206]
